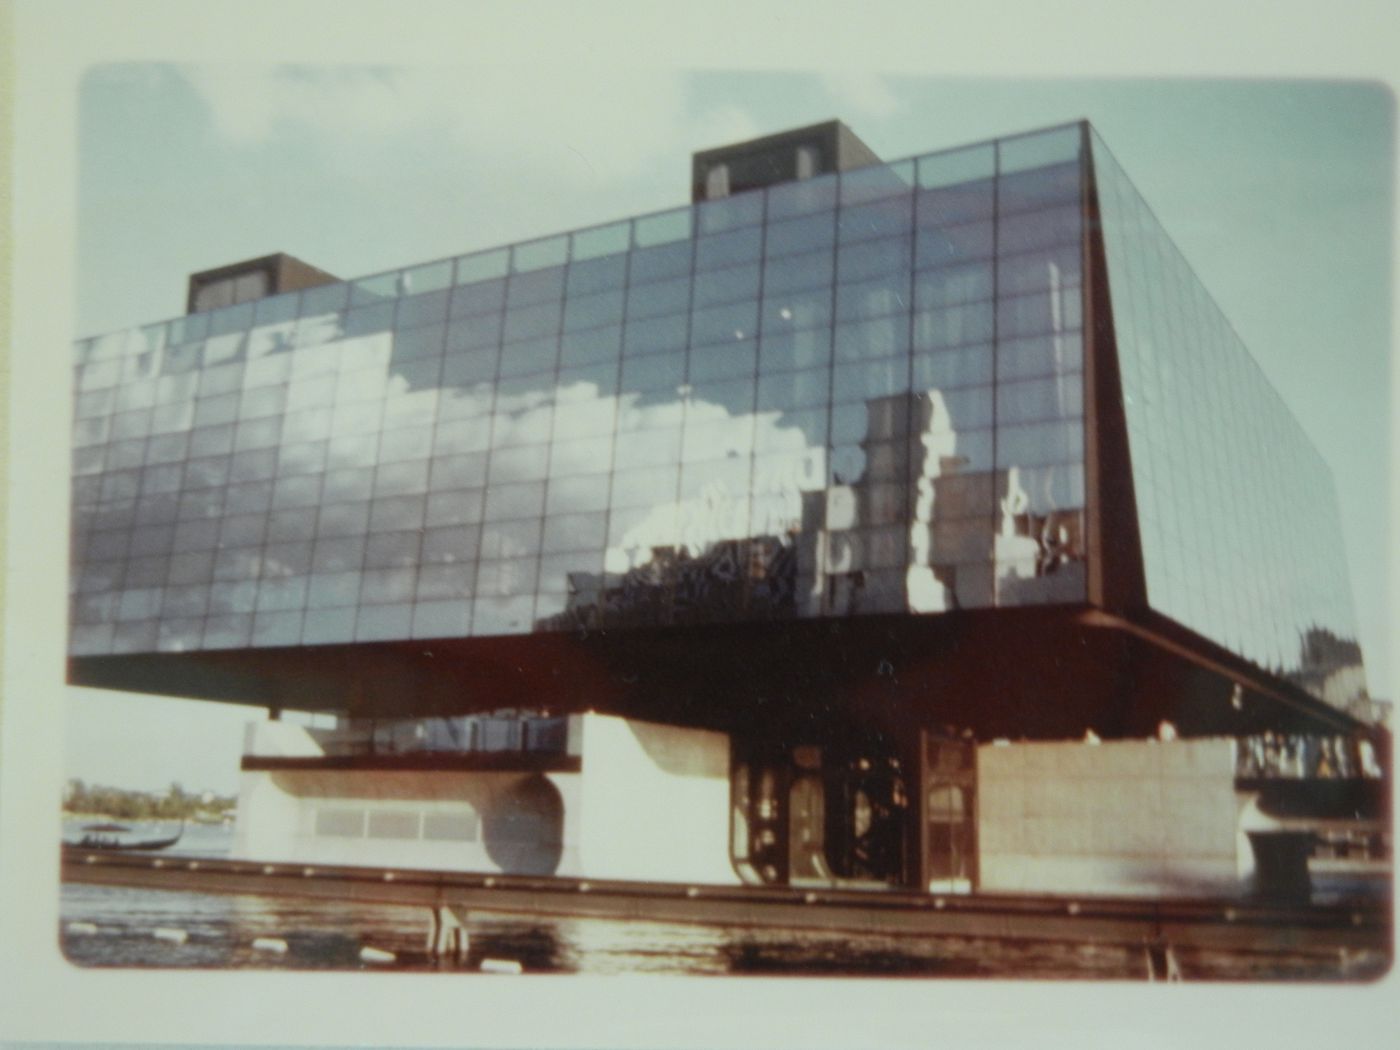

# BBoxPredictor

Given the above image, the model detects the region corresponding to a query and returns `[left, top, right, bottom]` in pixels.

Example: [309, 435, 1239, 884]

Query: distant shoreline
[64, 780, 236, 820]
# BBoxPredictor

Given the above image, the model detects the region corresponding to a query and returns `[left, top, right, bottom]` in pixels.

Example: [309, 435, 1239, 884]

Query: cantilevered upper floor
[67, 120, 1367, 727]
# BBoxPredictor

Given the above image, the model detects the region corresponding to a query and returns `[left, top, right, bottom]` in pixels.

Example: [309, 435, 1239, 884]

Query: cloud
[181, 65, 762, 185]
[183, 66, 459, 144]
[820, 72, 903, 120]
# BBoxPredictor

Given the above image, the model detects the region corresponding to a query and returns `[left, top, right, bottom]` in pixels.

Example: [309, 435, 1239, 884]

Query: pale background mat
[3, 1, 1398, 1048]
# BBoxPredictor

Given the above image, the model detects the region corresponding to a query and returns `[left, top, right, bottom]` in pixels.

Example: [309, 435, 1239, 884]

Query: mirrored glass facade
[1091, 131, 1366, 702]
[71, 118, 1365, 717]
[70, 123, 1091, 656]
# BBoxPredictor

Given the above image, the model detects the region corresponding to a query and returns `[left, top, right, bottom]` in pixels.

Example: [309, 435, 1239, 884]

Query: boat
[64, 822, 183, 852]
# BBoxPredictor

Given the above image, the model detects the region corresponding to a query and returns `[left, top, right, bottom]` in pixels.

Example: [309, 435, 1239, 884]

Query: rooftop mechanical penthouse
[67, 120, 1384, 897]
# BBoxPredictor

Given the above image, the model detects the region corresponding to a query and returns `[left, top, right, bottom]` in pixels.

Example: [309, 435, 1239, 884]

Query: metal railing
[309, 715, 570, 758]
[1234, 733, 1384, 780]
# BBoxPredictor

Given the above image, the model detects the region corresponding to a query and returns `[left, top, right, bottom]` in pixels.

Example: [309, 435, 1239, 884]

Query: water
[62, 817, 236, 858]
[58, 823, 1387, 980]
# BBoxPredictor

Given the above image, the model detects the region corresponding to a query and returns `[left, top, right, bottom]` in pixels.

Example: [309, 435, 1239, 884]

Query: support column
[905, 729, 931, 893]
[427, 905, 469, 964]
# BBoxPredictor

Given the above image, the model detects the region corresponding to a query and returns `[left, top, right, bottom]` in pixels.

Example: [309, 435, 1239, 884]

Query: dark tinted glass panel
[629, 241, 692, 284]
[622, 351, 686, 392]
[503, 303, 561, 344]
[761, 287, 832, 334]
[759, 327, 831, 373]
[693, 264, 761, 308]
[451, 279, 507, 317]
[997, 244, 1083, 295]
[397, 290, 451, 328]
[627, 276, 691, 319]
[838, 197, 914, 243]
[765, 213, 836, 257]
[497, 337, 558, 378]
[916, 178, 995, 224]
[913, 262, 994, 309]
[997, 161, 1081, 214]
[506, 266, 566, 307]
[916, 221, 993, 269]
[766, 172, 838, 218]
[566, 253, 628, 294]
[562, 290, 624, 331]
[624, 315, 689, 356]
[559, 325, 623, 366]
[691, 300, 758, 346]
[996, 206, 1081, 254]
[689, 339, 756, 382]
[695, 227, 762, 271]
[837, 237, 911, 283]
[697, 191, 763, 233]
[762, 249, 835, 295]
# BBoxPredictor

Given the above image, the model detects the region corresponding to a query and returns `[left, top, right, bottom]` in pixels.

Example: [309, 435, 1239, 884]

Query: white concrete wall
[574, 714, 739, 884]
[231, 768, 304, 860]
[977, 738, 1245, 898]
[231, 767, 583, 873]
[231, 721, 321, 860]
[231, 714, 736, 884]
[242, 719, 325, 758]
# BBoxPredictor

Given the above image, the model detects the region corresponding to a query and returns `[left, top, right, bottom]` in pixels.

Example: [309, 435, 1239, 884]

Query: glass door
[924, 735, 977, 891]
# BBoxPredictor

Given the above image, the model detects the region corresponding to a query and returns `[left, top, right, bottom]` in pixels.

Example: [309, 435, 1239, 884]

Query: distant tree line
[63, 779, 236, 821]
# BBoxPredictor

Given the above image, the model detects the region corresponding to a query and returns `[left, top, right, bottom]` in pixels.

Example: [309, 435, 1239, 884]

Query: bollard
[1145, 939, 1183, 982]
[1165, 945, 1182, 982]
[480, 958, 523, 975]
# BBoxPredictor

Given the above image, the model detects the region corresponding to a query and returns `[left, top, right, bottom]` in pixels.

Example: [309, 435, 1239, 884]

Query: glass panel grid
[71, 122, 1108, 656]
[1091, 129, 1364, 698]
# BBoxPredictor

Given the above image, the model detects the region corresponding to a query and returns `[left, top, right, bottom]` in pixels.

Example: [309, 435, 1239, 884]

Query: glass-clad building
[67, 120, 1366, 728]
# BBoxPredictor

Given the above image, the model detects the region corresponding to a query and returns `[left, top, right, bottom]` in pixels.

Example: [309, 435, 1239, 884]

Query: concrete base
[977, 738, 1249, 898]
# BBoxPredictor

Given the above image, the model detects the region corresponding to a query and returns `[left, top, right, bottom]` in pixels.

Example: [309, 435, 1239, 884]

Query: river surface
[58, 822, 1387, 980]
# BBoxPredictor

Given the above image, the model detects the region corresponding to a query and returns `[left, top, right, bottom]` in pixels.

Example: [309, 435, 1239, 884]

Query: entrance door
[732, 740, 910, 887]
[923, 735, 977, 891]
[787, 772, 829, 882]
[731, 756, 789, 884]
[826, 751, 910, 885]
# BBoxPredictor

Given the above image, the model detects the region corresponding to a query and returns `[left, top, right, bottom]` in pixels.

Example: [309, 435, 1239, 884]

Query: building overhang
[69, 603, 1363, 742]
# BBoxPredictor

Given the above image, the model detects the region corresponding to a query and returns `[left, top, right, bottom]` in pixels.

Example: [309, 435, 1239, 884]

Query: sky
[63, 68, 1395, 795]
